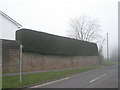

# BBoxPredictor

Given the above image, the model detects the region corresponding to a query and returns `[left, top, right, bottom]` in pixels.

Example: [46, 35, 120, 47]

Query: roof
[0, 10, 22, 28]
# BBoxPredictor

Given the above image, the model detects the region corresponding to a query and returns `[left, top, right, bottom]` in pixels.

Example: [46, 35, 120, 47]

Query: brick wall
[2, 39, 100, 74]
[2, 39, 20, 73]
[2, 49, 20, 73]
[3, 51, 99, 73]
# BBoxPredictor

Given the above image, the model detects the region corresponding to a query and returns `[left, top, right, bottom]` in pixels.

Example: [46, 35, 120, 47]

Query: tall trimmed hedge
[2, 39, 19, 49]
[16, 29, 98, 56]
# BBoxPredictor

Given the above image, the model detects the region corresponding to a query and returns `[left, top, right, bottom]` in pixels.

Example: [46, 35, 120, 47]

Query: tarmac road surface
[31, 65, 118, 88]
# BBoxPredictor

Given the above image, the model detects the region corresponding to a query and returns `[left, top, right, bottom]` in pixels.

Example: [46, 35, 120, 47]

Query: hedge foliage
[16, 29, 98, 56]
[2, 39, 19, 49]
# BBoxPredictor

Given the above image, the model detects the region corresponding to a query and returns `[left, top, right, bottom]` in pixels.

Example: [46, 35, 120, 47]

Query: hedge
[2, 39, 19, 49]
[16, 29, 98, 56]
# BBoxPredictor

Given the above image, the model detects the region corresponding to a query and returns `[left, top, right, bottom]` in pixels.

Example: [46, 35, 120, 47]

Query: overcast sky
[0, 0, 119, 58]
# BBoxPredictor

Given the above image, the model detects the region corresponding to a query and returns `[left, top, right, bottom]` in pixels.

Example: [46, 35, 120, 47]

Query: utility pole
[107, 33, 109, 61]
[20, 44, 23, 82]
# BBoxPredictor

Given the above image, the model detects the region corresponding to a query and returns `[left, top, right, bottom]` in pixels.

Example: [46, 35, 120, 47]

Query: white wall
[0, 14, 2, 40]
[0, 14, 19, 40]
[0, 14, 2, 89]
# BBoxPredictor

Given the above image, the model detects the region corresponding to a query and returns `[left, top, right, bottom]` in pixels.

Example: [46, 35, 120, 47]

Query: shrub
[16, 29, 98, 56]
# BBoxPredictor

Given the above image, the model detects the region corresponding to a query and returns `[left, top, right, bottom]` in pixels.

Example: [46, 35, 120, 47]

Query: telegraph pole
[20, 44, 23, 82]
[107, 33, 109, 61]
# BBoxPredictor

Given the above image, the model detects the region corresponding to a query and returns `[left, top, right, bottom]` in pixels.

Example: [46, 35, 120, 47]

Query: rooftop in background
[0, 10, 22, 28]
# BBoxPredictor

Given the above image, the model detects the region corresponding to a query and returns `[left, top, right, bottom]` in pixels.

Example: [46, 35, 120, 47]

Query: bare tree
[98, 38, 105, 54]
[68, 15, 101, 42]
[98, 38, 105, 64]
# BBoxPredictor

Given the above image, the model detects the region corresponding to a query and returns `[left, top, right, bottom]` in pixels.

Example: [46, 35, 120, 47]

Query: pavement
[30, 65, 118, 88]
[2, 65, 102, 76]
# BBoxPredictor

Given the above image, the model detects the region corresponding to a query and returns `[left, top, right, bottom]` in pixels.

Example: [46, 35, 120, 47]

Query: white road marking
[89, 74, 107, 83]
[109, 69, 117, 73]
[69, 68, 101, 78]
[30, 67, 102, 88]
[30, 77, 70, 88]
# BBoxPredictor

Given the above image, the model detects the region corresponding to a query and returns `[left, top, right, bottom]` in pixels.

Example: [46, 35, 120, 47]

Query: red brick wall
[2, 49, 20, 73]
[22, 53, 100, 72]
[2, 50, 100, 73]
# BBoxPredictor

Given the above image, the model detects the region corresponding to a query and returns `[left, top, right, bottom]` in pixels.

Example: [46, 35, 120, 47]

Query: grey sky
[0, 0, 119, 58]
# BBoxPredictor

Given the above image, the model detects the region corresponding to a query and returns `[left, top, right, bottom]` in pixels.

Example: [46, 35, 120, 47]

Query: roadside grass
[101, 60, 117, 66]
[0, 76, 2, 89]
[3, 66, 99, 88]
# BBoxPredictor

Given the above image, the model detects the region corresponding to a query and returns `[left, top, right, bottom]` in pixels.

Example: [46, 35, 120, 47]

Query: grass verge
[101, 60, 117, 66]
[2, 67, 99, 88]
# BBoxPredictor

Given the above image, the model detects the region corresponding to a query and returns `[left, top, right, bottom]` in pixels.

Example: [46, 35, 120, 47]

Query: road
[31, 65, 118, 88]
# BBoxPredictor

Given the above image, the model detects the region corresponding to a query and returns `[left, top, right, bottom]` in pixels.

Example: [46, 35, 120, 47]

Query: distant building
[0, 10, 22, 40]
